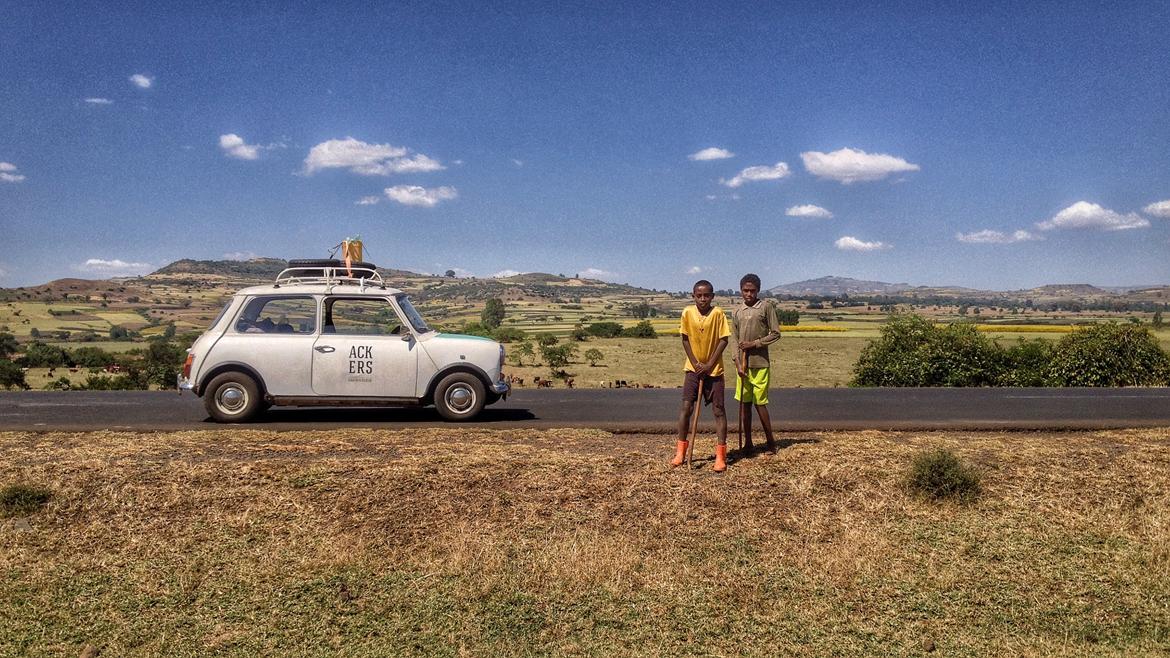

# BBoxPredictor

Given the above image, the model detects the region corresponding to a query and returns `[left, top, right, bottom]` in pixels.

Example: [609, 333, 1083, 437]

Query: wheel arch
[423, 363, 492, 402]
[195, 362, 269, 397]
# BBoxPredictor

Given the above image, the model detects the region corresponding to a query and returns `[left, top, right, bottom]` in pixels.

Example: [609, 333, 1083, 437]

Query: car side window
[235, 296, 317, 334]
[326, 298, 403, 336]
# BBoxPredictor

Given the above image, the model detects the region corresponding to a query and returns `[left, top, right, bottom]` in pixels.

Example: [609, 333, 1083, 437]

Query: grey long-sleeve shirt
[731, 300, 780, 369]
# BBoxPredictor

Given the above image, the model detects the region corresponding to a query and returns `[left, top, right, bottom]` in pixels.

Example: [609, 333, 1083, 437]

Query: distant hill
[153, 258, 288, 278]
[770, 276, 912, 297]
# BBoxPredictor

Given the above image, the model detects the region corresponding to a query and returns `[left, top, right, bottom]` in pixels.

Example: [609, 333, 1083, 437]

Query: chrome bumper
[492, 380, 510, 398]
[176, 374, 194, 394]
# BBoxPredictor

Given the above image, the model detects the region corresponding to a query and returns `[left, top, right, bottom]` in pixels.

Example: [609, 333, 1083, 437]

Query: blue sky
[2, 1, 1168, 291]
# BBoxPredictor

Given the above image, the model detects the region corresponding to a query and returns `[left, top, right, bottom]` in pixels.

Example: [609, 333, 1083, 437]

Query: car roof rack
[274, 265, 386, 290]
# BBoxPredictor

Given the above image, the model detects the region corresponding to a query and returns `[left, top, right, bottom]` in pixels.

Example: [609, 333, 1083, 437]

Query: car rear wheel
[434, 373, 486, 421]
[203, 372, 263, 423]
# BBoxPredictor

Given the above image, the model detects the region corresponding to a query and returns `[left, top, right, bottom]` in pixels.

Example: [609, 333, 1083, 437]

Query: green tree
[1154, 310, 1164, 329]
[584, 348, 604, 366]
[445, 269, 456, 278]
[536, 333, 558, 347]
[20, 342, 69, 368]
[541, 343, 577, 376]
[481, 298, 506, 330]
[776, 309, 800, 326]
[0, 359, 27, 390]
[0, 332, 18, 358]
[570, 324, 588, 341]
[69, 346, 115, 368]
[142, 339, 185, 389]
[514, 341, 534, 366]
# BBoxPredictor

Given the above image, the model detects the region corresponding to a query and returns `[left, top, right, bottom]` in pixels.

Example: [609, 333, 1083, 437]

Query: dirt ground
[2, 427, 1169, 656]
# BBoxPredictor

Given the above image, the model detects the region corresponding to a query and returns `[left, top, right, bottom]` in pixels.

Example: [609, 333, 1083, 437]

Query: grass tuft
[906, 447, 981, 502]
[0, 483, 52, 517]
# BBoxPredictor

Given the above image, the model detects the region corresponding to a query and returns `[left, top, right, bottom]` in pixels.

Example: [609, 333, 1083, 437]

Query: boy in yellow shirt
[671, 280, 732, 472]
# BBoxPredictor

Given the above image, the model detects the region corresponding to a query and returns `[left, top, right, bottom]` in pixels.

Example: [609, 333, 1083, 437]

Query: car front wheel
[203, 372, 263, 423]
[434, 373, 486, 421]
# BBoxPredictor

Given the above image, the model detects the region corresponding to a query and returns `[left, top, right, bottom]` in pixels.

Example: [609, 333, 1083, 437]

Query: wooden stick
[736, 353, 744, 451]
[686, 378, 704, 469]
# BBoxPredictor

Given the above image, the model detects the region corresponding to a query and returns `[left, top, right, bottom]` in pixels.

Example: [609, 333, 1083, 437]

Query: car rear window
[235, 296, 317, 334]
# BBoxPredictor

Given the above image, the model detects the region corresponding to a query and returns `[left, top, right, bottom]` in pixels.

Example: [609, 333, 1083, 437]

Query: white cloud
[223, 251, 259, 261]
[75, 258, 153, 276]
[956, 229, 1041, 244]
[129, 73, 153, 89]
[688, 147, 735, 161]
[801, 148, 920, 184]
[302, 137, 444, 176]
[785, 204, 833, 219]
[1143, 200, 1170, 218]
[492, 269, 524, 278]
[0, 162, 25, 183]
[835, 236, 890, 252]
[218, 133, 261, 160]
[384, 185, 457, 207]
[721, 162, 790, 188]
[84, 97, 113, 105]
[355, 195, 382, 206]
[578, 267, 618, 281]
[686, 265, 707, 274]
[1036, 201, 1149, 231]
[511, 158, 524, 167]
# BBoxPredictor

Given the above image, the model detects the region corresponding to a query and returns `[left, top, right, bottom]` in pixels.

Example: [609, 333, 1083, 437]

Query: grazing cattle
[565, 379, 574, 389]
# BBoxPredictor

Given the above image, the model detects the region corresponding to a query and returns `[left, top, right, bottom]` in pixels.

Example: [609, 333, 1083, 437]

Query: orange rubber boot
[713, 444, 728, 472]
[670, 440, 689, 467]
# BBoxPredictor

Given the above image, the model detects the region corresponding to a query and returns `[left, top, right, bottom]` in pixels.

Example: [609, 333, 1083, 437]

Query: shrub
[585, 322, 624, 338]
[920, 323, 1005, 387]
[0, 484, 52, 517]
[1046, 323, 1170, 386]
[620, 320, 657, 339]
[906, 448, 981, 503]
[490, 327, 527, 343]
[851, 314, 936, 386]
[1001, 339, 1055, 386]
[457, 322, 493, 338]
[20, 342, 70, 368]
[69, 346, 115, 368]
[0, 359, 27, 390]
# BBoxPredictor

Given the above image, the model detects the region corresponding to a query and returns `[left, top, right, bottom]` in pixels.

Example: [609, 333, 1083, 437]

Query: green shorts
[734, 367, 770, 405]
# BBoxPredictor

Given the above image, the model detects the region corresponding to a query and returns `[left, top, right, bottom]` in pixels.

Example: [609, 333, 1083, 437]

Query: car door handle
[314, 346, 335, 353]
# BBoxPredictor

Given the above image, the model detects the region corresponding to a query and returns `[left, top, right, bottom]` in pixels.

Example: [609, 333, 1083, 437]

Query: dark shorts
[682, 371, 725, 410]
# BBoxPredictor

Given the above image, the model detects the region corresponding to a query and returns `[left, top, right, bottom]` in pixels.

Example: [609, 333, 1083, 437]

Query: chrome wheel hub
[446, 385, 475, 413]
[217, 385, 247, 413]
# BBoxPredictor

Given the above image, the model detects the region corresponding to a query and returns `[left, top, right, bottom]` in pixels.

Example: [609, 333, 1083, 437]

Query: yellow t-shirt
[679, 305, 731, 376]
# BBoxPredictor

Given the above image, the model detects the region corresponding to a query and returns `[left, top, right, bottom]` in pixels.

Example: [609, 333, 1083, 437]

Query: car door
[208, 295, 319, 395]
[311, 296, 418, 398]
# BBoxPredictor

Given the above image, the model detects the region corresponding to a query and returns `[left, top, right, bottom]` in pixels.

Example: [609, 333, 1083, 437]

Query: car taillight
[182, 353, 194, 379]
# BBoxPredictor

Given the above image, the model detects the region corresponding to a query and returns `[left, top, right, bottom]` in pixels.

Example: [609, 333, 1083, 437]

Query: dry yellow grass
[2, 428, 1168, 656]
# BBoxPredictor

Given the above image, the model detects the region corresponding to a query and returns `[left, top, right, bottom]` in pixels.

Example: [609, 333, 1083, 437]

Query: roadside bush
[79, 374, 147, 391]
[620, 320, 658, 339]
[905, 448, 981, 503]
[1046, 323, 1170, 387]
[920, 323, 1005, 387]
[0, 359, 28, 390]
[43, 376, 73, 391]
[851, 314, 936, 386]
[1001, 339, 1055, 386]
[0, 484, 52, 517]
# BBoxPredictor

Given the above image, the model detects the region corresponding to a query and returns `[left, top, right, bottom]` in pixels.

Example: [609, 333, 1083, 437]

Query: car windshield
[396, 295, 431, 334]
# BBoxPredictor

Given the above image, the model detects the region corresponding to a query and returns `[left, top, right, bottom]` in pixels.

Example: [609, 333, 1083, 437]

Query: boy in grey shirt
[731, 273, 780, 452]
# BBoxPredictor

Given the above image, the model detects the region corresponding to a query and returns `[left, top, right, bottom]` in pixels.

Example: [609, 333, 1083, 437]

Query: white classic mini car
[177, 261, 509, 422]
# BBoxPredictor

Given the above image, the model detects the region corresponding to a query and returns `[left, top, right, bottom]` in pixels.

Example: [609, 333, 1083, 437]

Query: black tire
[286, 259, 377, 277]
[203, 372, 263, 423]
[433, 372, 486, 421]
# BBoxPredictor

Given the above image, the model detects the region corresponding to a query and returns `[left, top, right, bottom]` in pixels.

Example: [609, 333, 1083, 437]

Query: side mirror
[401, 333, 412, 341]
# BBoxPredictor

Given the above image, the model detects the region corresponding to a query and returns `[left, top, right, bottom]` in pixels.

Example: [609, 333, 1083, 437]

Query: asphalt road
[0, 388, 1168, 432]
